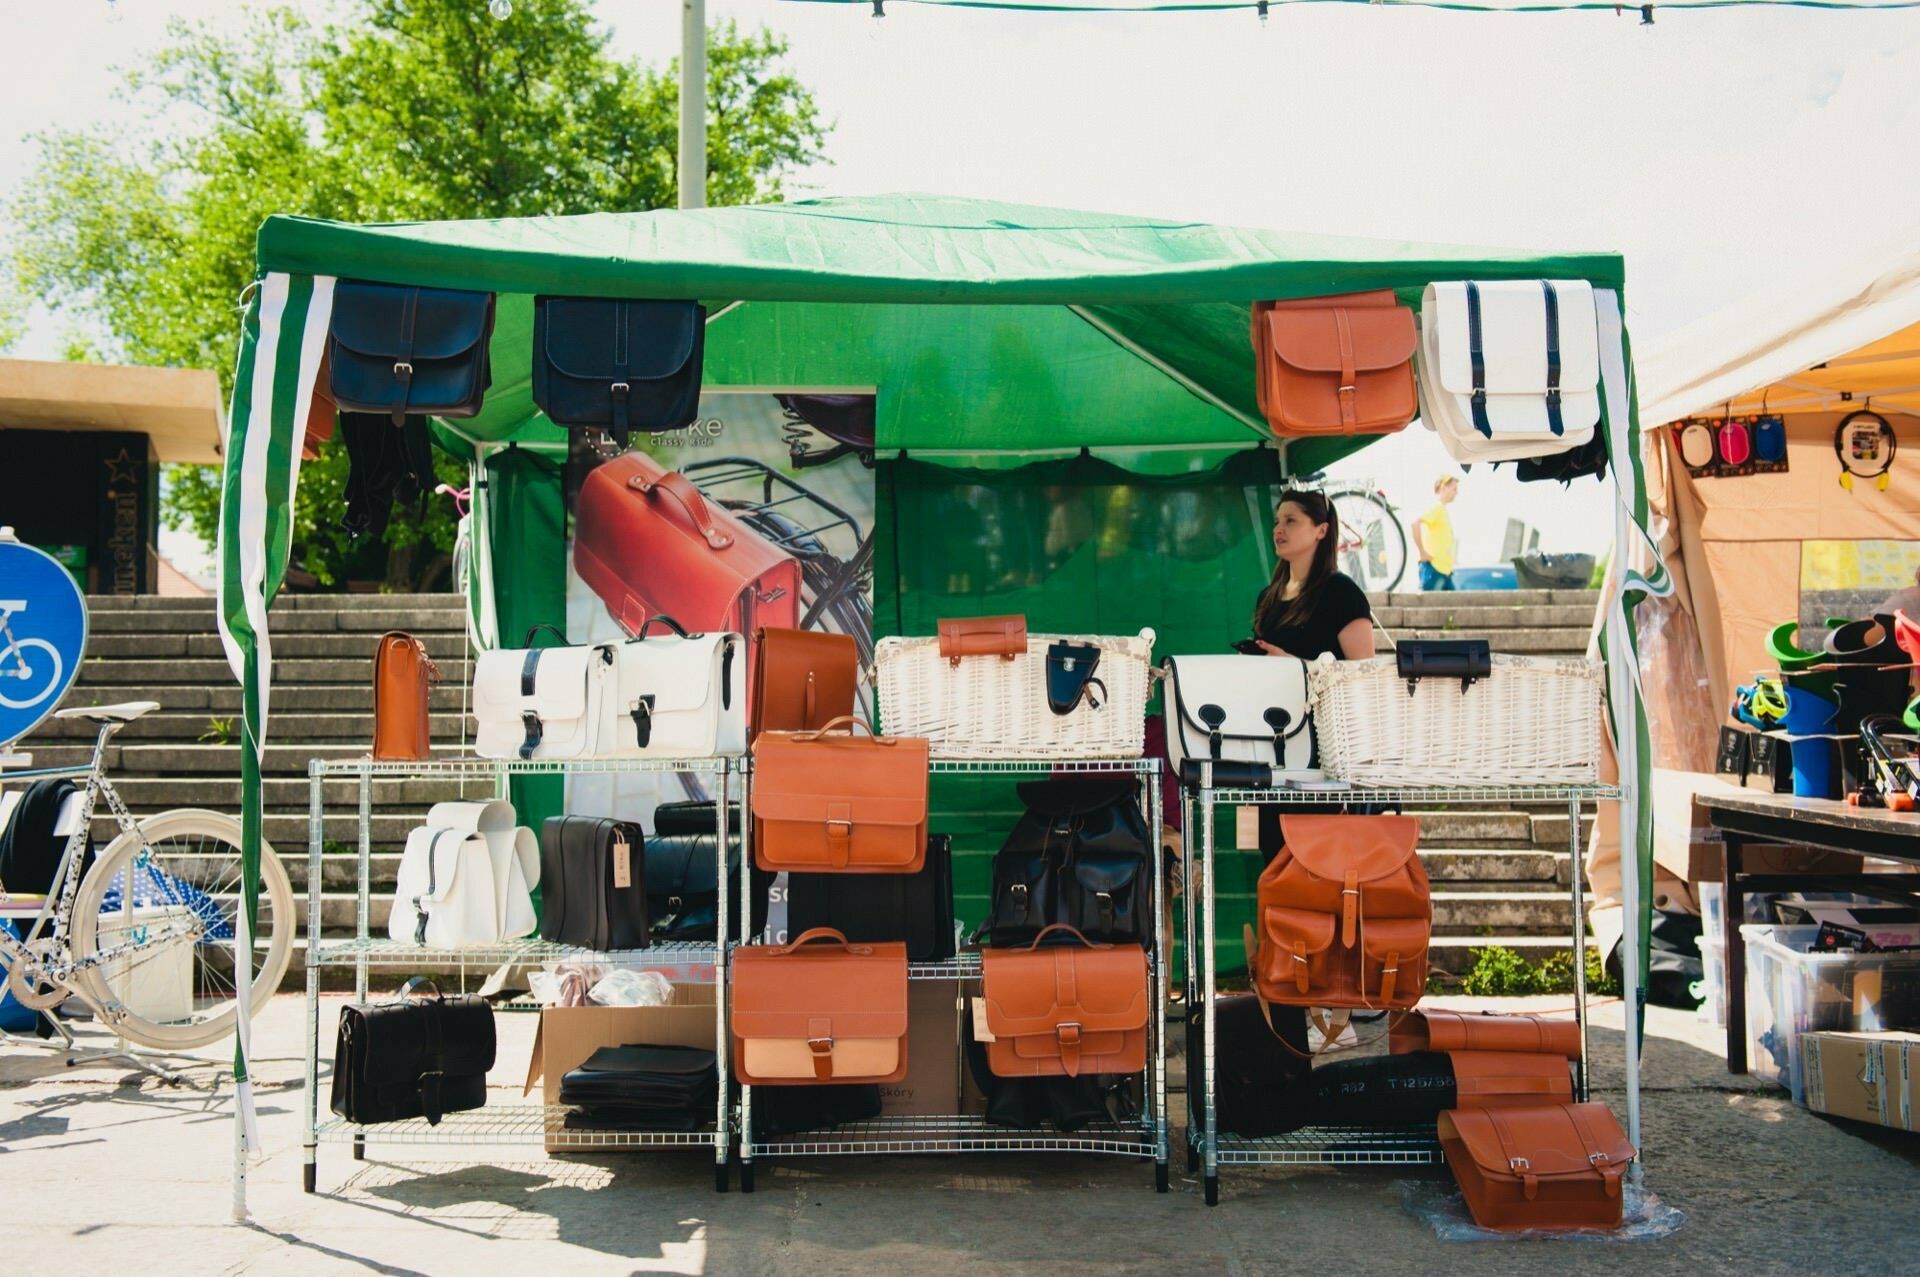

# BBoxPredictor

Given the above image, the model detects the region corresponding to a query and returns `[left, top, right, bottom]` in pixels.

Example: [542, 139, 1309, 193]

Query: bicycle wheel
[68, 808, 294, 1050]
[1328, 488, 1408, 593]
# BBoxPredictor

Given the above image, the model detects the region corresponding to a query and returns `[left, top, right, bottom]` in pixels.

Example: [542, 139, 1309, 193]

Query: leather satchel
[980, 924, 1149, 1079]
[373, 631, 438, 761]
[471, 624, 616, 761]
[1390, 1009, 1581, 1059]
[751, 626, 860, 739]
[751, 716, 930, 873]
[532, 297, 706, 447]
[1438, 1102, 1635, 1231]
[539, 816, 649, 951]
[937, 615, 1027, 665]
[731, 928, 909, 1085]
[331, 979, 495, 1125]
[1418, 279, 1601, 463]
[328, 280, 495, 424]
[1253, 814, 1430, 1009]
[1164, 654, 1313, 778]
[787, 835, 956, 962]
[604, 619, 746, 759]
[389, 800, 538, 947]
[984, 777, 1151, 947]
[1252, 291, 1418, 437]
[573, 450, 801, 645]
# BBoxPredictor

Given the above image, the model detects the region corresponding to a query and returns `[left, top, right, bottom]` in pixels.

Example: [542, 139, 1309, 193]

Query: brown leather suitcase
[572, 450, 801, 654]
[1448, 1051, 1574, 1110]
[980, 924, 1148, 1078]
[1252, 291, 1417, 437]
[1391, 1009, 1581, 1059]
[372, 631, 437, 760]
[936, 614, 1027, 665]
[751, 717, 929, 873]
[1253, 815, 1429, 1009]
[751, 626, 859, 739]
[731, 928, 908, 1084]
[1438, 1102, 1635, 1231]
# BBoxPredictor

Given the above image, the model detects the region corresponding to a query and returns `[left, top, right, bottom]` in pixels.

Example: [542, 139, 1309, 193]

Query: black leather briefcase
[540, 816, 649, 951]
[328, 281, 495, 423]
[787, 834, 957, 962]
[533, 297, 706, 446]
[330, 979, 494, 1125]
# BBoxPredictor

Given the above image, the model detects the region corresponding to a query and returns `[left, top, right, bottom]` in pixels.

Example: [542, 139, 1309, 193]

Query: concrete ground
[4, 993, 1917, 1276]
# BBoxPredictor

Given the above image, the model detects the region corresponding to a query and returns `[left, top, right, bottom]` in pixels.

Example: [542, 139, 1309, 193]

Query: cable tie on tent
[1257, 0, 1269, 24]
[1640, 4, 1654, 23]
[872, 0, 885, 15]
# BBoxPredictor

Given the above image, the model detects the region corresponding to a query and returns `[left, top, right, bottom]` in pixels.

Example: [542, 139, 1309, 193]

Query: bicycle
[1302, 474, 1409, 593]
[0, 701, 294, 1053]
[0, 598, 66, 711]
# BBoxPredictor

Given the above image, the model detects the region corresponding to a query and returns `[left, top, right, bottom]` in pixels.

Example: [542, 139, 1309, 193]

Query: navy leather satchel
[533, 298, 706, 445]
[327, 281, 495, 424]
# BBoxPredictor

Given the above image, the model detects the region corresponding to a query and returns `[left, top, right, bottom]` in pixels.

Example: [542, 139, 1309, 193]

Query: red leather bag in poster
[574, 451, 802, 644]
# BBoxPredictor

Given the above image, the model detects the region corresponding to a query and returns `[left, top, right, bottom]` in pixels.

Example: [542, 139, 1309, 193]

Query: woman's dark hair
[1253, 489, 1341, 635]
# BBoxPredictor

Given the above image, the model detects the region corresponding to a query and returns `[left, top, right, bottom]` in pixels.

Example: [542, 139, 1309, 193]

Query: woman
[1251, 489, 1377, 662]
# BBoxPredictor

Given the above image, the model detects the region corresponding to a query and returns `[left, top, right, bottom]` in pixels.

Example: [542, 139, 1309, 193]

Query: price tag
[612, 835, 633, 889]
[1235, 805, 1259, 850]
[970, 997, 996, 1042]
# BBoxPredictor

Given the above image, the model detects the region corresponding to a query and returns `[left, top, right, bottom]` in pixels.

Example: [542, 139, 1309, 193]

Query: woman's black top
[1255, 572, 1373, 660]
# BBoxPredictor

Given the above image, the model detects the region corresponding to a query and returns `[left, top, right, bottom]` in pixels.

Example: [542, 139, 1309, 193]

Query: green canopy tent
[215, 193, 1667, 1198]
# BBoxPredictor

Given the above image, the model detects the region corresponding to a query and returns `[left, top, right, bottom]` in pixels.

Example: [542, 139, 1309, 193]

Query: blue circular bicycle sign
[0, 529, 87, 745]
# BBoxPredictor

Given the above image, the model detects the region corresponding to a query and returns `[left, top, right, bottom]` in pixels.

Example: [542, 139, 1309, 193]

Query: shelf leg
[304, 765, 324, 1193]
[355, 769, 371, 1003]
[1200, 774, 1219, 1206]
[1570, 791, 1590, 1102]
[1150, 758, 1169, 1183]
[715, 759, 733, 1192]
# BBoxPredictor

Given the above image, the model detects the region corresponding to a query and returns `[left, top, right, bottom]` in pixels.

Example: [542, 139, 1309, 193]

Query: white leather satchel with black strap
[1418, 280, 1600, 463]
[471, 623, 615, 760]
[603, 617, 747, 759]
[389, 826, 500, 948]
[1164, 654, 1313, 779]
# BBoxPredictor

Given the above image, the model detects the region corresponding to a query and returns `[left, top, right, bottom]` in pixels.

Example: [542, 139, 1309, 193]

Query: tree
[11, 0, 828, 590]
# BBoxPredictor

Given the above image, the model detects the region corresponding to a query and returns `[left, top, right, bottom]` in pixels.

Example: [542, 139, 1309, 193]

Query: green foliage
[0, 267, 24, 353]
[12, 0, 828, 590]
[1460, 944, 1617, 997]
[198, 716, 239, 745]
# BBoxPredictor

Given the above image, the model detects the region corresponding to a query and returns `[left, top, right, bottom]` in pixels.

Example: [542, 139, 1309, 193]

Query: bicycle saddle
[52, 700, 159, 723]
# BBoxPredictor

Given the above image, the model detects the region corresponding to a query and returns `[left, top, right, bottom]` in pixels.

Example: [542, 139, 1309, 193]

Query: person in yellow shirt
[1413, 473, 1459, 592]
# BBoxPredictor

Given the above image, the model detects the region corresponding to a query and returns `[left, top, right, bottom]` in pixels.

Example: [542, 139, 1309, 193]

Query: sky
[4, 0, 1920, 577]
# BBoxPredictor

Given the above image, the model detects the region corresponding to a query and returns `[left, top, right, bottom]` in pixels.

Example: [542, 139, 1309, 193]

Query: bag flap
[1072, 851, 1147, 895]
[730, 942, 908, 1039]
[402, 827, 484, 905]
[752, 791, 928, 830]
[751, 732, 930, 812]
[615, 632, 734, 716]
[643, 833, 722, 896]
[426, 799, 516, 837]
[980, 945, 1148, 1039]
[574, 1044, 716, 1077]
[332, 281, 493, 362]
[473, 645, 598, 721]
[1277, 814, 1420, 882]
[1449, 1051, 1573, 1099]
[1261, 905, 1336, 958]
[1358, 915, 1430, 961]
[1167, 655, 1311, 742]
[1424, 280, 1600, 398]
[537, 297, 701, 382]
[1401, 1010, 1581, 1058]
[1265, 304, 1417, 375]
[937, 614, 1028, 659]
[1262, 289, 1401, 313]
[347, 996, 496, 1082]
[1443, 1103, 1634, 1179]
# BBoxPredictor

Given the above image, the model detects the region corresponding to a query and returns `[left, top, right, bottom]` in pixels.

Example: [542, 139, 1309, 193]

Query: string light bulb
[489, 0, 513, 19]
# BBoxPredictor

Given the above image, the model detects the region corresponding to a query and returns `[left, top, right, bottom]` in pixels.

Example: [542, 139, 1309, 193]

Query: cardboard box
[1802, 1030, 1920, 1132]
[879, 978, 963, 1117]
[523, 984, 719, 1151]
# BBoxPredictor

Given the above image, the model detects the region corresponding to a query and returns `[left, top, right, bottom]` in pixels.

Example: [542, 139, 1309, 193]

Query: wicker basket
[1309, 654, 1603, 786]
[874, 629, 1155, 758]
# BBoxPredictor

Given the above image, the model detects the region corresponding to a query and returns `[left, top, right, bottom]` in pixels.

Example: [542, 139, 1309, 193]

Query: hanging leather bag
[980, 924, 1149, 1079]
[1164, 654, 1312, 778]
[751, 717, 930, 873]
[539, 816, 649, 951]
[372, 631, 438, 761]
[1253, 814, 1430, 1009]
[731, 928, 909, 1084]
[1418, 280, 1600, 463]
[532, 297, 706, 447]
[1252, 291, 1418, 437]
[331, 978, 495, 1126]
[603, 618, 746, 759]
[1437, 1102, 1635, 1231]
[787, 835, 956, 961]
[751, 626, 860, 739]
[983, 777, 1152, 947]
[328, 281, 495, 424]
[1390, 1009, 1581, 1059]
[471, 624, 616, 761]
[572, 450, 802, 644]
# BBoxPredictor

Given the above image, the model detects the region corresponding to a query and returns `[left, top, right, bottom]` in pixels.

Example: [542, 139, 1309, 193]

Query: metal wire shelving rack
[299, 754, 741, 1195]
[1182, 770, 1623, 1205]
[734, 756, 1172, 1194]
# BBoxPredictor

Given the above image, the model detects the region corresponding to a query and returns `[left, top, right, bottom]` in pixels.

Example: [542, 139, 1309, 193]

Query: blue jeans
[1419, 562, 1456, 591]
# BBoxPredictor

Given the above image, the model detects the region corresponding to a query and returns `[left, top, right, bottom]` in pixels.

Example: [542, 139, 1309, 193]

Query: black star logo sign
[103, 449, 140, 487]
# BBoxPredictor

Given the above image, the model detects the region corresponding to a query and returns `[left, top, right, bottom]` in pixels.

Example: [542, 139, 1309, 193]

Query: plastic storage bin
[1696, 933, 1725, 1027]
[1740, 923, 1920, 1102]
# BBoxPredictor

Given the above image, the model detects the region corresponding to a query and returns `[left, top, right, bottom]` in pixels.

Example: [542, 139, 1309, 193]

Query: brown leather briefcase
[372, 631, 438, 760]
[750, 626, 859, 739]
[1252, 291, 1418, 437]
[1438, 1102, 1635, 1231]
[1253, 815, 1429, 1010]
[1391, 1009, 1582, 1059]
[731, 928, 909, 1084]
[936, 614, 1027, 666]
[751, 717, 929, 873]
[1448, 1051, 1574, 1110]
[980, 924, 1149, 1079]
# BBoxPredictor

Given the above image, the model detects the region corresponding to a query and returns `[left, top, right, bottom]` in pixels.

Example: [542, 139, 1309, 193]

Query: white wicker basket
[874, 629, 1155, 758]
[1309, 653, 1603, 786]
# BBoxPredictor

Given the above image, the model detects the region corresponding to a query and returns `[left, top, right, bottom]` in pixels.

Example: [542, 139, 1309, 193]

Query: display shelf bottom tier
[745, 1113, 1161, 1157]
[1201, 1125, 1443, 1166]
[315, 1107, 721, 1148]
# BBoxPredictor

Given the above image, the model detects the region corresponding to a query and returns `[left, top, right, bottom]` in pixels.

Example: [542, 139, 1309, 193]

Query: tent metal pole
[679, 0, 706, 210]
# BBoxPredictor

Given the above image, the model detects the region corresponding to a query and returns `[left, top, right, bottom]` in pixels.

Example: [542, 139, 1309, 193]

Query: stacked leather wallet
[558, 1044, 719, 1132]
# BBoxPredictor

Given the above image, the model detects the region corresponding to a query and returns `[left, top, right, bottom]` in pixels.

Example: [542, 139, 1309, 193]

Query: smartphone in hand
[1230, 638, 1265, 656]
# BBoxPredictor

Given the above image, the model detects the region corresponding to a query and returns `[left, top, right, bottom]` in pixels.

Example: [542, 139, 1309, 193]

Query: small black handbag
[539, 816, 649, 951]
[787, 835, 957, 962]
[532, 297, 707, 446]
[328, 281, 495, 423]
[983, 777, 1152, 947]
[330, 978, 495, 1126]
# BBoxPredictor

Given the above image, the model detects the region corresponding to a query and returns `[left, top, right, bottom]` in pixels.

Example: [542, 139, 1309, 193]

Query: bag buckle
[630, 695, 655, 748]
[1508, 1156, 1531, 1173]
[393, 361, 414, 382]
[1337, 383, 1357, 395]
[827, 819, 853, 836]
[611, 381, 630, 397]
[1589, 1151, 1610, 1167]
[1055, 1022, 1083, 1047]
[519, 711, 543, 760]
[807, 1036, 834, 1056]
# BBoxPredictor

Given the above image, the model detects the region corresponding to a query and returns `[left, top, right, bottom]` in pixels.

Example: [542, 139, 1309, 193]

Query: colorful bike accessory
[1677, 421, 1715, 472]
[1717, 416, 1753, 467]
[1766, 622, 1830, 672]
[1853, 714, 1920, 811]
[1777, 687, 1841, 799]
[1732, 678, 1789, 728]
[1754, 414, 1787, 463]
[1835, 409, 1895, 492]
[0, 528, 87, 746]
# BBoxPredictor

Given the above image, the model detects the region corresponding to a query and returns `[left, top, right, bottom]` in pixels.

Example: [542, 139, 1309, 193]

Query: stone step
[1432, 889, 1579, 934]
[1419, 848, 1569, 885]
[1530, 813, 1598, 848]
[84, 632, 472, 661]
[88, 608, 466, 635]
[1368, 589, 1598, 609]
[52, 685, 471, 714]
[1393, 627, 1591, 654]
[78, 657, 388, 686]
[1372, 603, 1598, 630]
[85, 592, 461, 611]
[26, 711, 471, 744]
[106, 776, 476, 811]
[20, 743, 481, 776]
